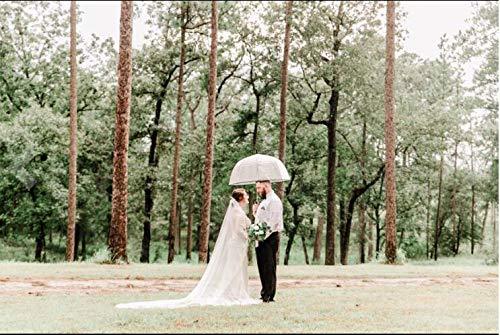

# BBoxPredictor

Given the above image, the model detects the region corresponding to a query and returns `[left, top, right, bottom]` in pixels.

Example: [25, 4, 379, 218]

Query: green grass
[1, 284, 497, 333]
[0, 258, 497, 333]
[0, 260, 497, 280]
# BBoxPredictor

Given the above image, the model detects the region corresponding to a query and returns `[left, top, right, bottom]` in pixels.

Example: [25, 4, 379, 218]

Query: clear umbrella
[229, 154, 290, 185]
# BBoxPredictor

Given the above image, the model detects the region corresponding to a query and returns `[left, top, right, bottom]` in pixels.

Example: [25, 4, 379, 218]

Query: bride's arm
[235, 215, 249, 241]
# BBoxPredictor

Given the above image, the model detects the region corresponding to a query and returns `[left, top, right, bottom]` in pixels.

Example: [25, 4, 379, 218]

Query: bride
[116, 188, 261, 309]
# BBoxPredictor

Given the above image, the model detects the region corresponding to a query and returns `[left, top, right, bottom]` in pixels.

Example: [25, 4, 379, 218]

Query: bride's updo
[231, 188, 247, 202]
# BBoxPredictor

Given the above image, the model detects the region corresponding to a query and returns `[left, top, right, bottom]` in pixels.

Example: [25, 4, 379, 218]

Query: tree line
[0, 1, 497, 265]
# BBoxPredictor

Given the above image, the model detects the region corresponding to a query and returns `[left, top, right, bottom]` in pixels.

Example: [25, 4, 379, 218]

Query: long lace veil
[116, 198, 243, 309]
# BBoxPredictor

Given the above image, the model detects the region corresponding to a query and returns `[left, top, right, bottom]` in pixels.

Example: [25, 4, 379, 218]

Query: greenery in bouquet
[247, 220, 271, 241]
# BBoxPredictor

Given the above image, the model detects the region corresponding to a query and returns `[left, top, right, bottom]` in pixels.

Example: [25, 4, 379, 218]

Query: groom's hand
[252, 203, 259, 215]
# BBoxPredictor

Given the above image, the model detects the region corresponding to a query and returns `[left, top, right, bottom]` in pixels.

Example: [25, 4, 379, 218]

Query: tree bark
[384, 0, 397, 264]
[373, 173, 384, 259]
[358, 116, 367, 264]
[426, 178, 431, 258]
[367, 214, 373, 261]
[276, 0, 293, 200]
[492, 203, 497, 255]
[109, 0, 133, 263]
[140, 175, 153, 263]
[176, 199, 182, 254]
[433, 152, 444, 261]
[450, 141, 458, 255]
[66, 0, 78, 262]
[456, 213, 462, 255]
[168, 3, 188, 264]
[479, 202, 488, 247]
[73, 223, 80, 260]
[312, 212, 324, 263]
[471, 183, 476, 254]
[325, 103, 338, 265]
[358, 201, 366, 263]
[35, 221, 46, 262]
[186, 193, 193, 260]
[301, 234, 309, 265]
[199, 0, 218, 263]
[284, 202, 299, 265]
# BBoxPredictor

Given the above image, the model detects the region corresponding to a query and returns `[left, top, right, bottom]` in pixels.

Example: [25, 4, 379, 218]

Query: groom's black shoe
[262, 296, 271, 303]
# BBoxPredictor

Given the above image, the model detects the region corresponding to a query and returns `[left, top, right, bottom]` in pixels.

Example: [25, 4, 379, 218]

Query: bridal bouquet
[248, 220, 271, 241]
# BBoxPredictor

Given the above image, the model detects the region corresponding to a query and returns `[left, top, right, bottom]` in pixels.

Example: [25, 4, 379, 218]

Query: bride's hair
[231, 188, 247, 202]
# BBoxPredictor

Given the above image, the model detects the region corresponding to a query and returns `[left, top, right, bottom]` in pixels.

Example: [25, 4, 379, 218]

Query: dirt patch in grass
[0, 274, 496, 296]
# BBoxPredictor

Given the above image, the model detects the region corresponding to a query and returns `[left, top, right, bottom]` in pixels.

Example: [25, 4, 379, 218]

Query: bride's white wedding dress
[115, 198, 261, 309]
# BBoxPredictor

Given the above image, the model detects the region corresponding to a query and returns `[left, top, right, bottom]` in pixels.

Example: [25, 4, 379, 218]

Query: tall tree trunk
[312, 212, 324, 263]
[470, 182, 476, 254]
[140, 175, 153, 263]
[284, 202, 299, 265]
[426, 178, 431, 258]
[358, 116, 367, 263]
[456, 213, 462, 255]
[492, 203, 497, 255]
[73, 223, 80, 260]
[35, 221, 46, 262]
[367, 214, 373, 261]
[433, 152, 444, 261]
[469, 117, 476, 255]
[186, 193, 193, 260]
[109, 0, 133, 263]
[301, 234, 309, 265]
[176, 200, 182, 254]
[168, 3, 188, 263]
[384, 0, 397, 264]
[199, 0, 218, 263]
[276, 0, 293, 200]
[480, 202, 489, 247]
[450, 141, 458, 255]
[358, 201, 366, 263]
[324, 97, 338, 265]
[374, 174, 384, 259]
[66, 0, 78, 262]
[375, 209, 381, 258]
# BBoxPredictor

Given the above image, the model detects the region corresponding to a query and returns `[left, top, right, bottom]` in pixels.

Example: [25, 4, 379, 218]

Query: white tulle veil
[116, 197, 260, 309]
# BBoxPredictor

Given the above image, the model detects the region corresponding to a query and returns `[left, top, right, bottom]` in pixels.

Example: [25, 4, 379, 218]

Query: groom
[252, 180, 283, 303]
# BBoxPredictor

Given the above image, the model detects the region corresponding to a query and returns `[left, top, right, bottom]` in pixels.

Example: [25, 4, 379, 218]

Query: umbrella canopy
[229, 154, 290, 185]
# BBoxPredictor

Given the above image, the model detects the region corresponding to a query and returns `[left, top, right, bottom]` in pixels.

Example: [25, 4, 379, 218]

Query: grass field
[0, 255, 497, 333]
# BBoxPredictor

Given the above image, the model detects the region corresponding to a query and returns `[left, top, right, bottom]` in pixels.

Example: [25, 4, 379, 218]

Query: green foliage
[0, 1, 497, 265]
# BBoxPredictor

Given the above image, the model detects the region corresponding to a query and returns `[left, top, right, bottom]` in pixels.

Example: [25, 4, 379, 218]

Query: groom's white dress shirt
[254, 189, 283, 247]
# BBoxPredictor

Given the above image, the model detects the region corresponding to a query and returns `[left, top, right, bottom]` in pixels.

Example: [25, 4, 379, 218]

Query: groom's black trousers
[255, 231, 280, 301]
